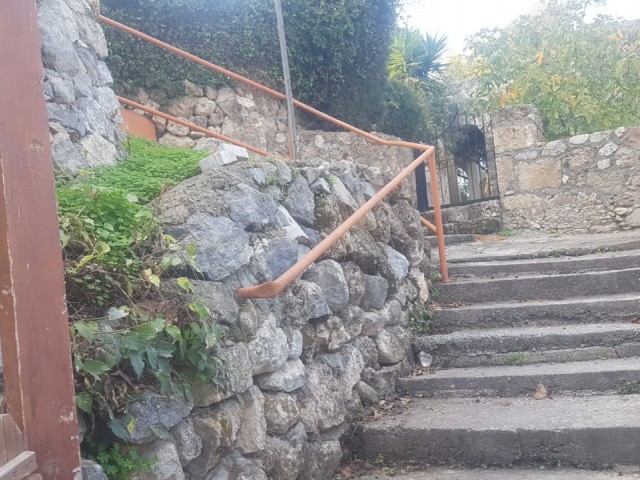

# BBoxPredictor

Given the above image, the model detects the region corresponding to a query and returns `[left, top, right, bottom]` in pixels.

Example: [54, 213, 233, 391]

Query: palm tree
[388, 28, 447, 97]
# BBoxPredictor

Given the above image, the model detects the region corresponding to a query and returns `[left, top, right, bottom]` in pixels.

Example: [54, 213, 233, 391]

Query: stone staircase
[353, 232, 640, 479]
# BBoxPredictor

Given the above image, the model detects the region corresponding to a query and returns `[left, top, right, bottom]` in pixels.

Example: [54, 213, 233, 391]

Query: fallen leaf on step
[535, 383, 548, 400]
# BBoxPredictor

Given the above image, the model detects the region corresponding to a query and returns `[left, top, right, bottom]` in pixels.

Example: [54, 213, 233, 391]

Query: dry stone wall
[496, 125, 640, 233]
[121, 144, 431, 480]
[38, 0, 123, 175]
[130, 83, 414, 172]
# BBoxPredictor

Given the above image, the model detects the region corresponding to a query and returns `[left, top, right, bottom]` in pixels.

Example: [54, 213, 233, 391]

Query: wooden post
[0, 1, 81, 479]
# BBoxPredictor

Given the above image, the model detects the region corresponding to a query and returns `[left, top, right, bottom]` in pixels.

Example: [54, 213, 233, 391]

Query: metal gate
[421, 108, 499, 210]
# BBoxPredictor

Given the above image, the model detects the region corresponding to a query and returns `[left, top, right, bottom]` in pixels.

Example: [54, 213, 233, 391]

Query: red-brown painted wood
[0, 1, 81, 478]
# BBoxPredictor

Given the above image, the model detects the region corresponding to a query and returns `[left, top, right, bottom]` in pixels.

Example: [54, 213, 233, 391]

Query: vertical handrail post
[0, 1, 81, 478]
[427, 151, 449, 282]
[274, 0, 298, 161]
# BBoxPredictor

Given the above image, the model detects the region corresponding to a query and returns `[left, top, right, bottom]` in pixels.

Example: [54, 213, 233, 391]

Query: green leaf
[129, 351, 145, 378]
[108, 416, 132, 441]
[150, 423, 171, 441]
[74, 321, 99, 342]
[76, 392, 93, 414]
[176, 277, 192, 292]
[165, 324, 182, 342]
[82, 359, 111, 379]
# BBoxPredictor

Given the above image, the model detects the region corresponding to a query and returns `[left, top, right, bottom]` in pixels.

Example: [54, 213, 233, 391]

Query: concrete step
[436, 268, 640, 305]
[356, 467, 640, 479]
[413, 323, 640, 368]
[433, 294, 640, 332]
[427, 234, 476, 247]
[399, 357, 640, 398]
[353, 394, 640, 468]
[439, 231, 640, 264]
[447, 250, 640, 279]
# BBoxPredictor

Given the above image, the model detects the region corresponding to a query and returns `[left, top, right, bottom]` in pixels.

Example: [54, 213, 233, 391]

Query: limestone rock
[255, 358, 307, 392]
[185, 214, 252, 281]
[385, 246, 410, 283]
[284, 176, 316, 227]
[170, 417, 202, 467]
[361, 274, 389, 310]
[361, 311, 385, 336]
[81, 460, 108, 480]
[262, 422, 307, 480]
[374, 328, 407, 365]
[194, 97, 217, 117]
[248, 320, 289, 375]
[205, 452, 267, 480]
[263, 393, 301, 435]
[159, 133, 196, 149]
[302, 260, 349, 313]
[253, 237, 299, 280]
[131, 440, 185, 480]
[127, 391, 193, 444]
[167, 119, 190, 137]
[276, 206, 311, 245]
[298, 280, 330, 319]
[298, 439, 343, 480]
[225, 183, 278, 231]
[355, 381, 380, 405]
[191, 342, 253, 406]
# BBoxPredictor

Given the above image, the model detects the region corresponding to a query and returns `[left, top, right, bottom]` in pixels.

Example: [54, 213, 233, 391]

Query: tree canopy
[460, 0, 640, 139]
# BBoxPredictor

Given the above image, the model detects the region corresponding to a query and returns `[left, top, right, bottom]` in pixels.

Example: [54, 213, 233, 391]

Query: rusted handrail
[420, 217, 437, 233]
[99, 15, 450, 293]
[119, 97, 277, 158]
[238, 147, 436, 298]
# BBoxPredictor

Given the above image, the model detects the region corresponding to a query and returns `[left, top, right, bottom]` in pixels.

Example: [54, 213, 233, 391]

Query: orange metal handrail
[420, 217, 437, 234]
[99, 15, 450, 293]
[238, 147, 436, 298]
[118, 97, 277, 158]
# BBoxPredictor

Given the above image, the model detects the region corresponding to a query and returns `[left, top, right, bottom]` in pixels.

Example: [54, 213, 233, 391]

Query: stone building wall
[113, 145, 431, 479]
[496, 125, 640, 233]
[38, 0, 123, 175]
[130, 83, 414, 172]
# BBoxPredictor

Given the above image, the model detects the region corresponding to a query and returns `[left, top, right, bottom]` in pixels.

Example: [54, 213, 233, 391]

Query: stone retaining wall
[496, 125, 640, 233]
[117, 145, 431, 480]
[130, 83, 414, 172]
[38, 0, 123, 175]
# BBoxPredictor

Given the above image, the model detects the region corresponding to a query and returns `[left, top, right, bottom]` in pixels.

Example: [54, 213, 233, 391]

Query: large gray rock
[361, 311, 385, 337]
[262, 422, 307, 480]
[302, 260, 349, 312]
[263, 393, 301, 435]
[276, 206, 311, 245]
[343, 262, 366, 306]
[39, 0, 81, 75]
[80, 134, 118, 169]
[127, 391, 194, 444]
[361, 274, 389, 310]
[225, 183, 278, 231]
[315, 316, 352, 352]
[298, 439, 343, 480]
[284, 176, 316, 227]
[170, 417, 202, 467]
[131, 440, 185, 480]
[374, 328, 407, 365]
[248, 318, 289, 375]
[255, 358, 306, 392]
[204, 452, 267, 480]
[185, 214, 252, 281]
[191, 342, 253, 406]
[253, 237, 299, 280]
[361, 360, 412, 397]
[298, 280, 330, 319]
[379, 300, 404, 327]
[190, 281, 239, 326]
[385, 245, 410, 283]
[355, 381, 380, 405]
[200, 143, 249, 171]
[81, 460, 108, 480]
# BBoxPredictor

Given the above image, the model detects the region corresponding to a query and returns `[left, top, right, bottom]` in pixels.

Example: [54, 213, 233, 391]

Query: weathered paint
[0, 1, 81, 478]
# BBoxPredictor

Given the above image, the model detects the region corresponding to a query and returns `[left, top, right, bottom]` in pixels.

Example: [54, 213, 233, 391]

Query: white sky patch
[401, 0, 640, 57]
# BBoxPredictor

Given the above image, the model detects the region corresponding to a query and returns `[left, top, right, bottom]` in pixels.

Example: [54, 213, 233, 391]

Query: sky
[402, 0, 640, 57]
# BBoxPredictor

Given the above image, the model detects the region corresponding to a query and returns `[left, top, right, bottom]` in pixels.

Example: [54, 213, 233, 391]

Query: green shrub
[379, 79, 429, 142]
[101, 0, 400, 130]
[82, 439, 154, 480]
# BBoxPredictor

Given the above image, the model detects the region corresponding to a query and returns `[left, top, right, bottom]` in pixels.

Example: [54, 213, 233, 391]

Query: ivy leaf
[165, 324, 182, 342]
[150, 423, 171, 441]
[82, 359, 111, 379]
[75, 392, 93, 414]
[74, 321, 99, 342]
[144, 268, 161, 288]
[129, 351, 145, 379]
[177, 277, 192, 292]
[108, 416, 132, 441]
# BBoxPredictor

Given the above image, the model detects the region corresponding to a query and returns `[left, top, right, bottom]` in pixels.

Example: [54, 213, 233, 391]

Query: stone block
[518, 158, 561, 190]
